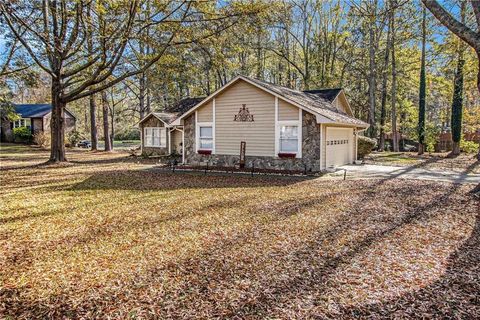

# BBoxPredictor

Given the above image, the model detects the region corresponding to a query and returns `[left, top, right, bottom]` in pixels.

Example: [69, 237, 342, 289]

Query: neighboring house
[0, 104, 76, 142]
[139, 75, 368, 171]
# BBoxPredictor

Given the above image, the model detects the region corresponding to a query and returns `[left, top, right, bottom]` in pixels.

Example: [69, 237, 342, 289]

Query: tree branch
[422, 0, 479, 50]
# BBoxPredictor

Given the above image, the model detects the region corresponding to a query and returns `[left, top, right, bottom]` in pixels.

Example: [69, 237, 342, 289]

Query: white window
[199, 126, 213, 150]
[144, 127, 166, 147]
[279, 125, 299, 153]
[13, 118, 31, 128]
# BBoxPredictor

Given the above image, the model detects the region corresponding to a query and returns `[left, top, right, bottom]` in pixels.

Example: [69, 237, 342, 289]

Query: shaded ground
[1, 144, 479, 319]
[365, 151, 480, 174]
[333, 163, 480, 184]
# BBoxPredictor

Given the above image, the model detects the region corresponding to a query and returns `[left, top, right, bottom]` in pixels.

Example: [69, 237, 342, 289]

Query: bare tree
[1, 0, 250, 162]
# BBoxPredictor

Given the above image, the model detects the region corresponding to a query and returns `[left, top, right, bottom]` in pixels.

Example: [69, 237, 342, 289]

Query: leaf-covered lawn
[1, 144, 479, 319]
[366, 151, 480, 174]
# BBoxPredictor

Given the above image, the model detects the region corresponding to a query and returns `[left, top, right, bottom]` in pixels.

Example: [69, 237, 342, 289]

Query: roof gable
[177, 76, 368, 127]
[138, 97, 205, 126]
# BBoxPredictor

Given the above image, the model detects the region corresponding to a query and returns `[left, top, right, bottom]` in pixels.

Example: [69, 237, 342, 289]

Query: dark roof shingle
[303, 88, 342, 102]
[14, 104, 52, 118]
[141, 97, 205, 125]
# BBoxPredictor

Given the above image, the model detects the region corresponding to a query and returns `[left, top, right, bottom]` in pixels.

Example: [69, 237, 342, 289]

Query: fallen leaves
[0, 145, 479, 319]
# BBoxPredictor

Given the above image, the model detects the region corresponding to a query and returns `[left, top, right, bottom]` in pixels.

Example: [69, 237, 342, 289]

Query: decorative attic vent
[234, 104, 254, 122]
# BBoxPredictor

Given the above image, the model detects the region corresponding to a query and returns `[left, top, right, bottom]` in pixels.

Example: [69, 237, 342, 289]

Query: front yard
[365, 151, 480, 174]
[1, 144, 479, 319]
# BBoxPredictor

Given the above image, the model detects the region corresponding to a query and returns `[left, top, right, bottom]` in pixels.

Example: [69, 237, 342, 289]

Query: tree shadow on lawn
[214, 180, 476, 318]
[327, 205, 480, 318]
[71, 169, 314, 191]
[0, 190, 335, 318]
[145, 178, 477, 318]
[2, 177, 477, 318]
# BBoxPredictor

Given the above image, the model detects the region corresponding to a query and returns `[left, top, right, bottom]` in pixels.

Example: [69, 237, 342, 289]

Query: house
[1, 104, 77, 142]
[138, 75, 368, 172]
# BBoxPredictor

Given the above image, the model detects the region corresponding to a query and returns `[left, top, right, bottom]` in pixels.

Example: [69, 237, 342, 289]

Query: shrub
[67, 130, 82, 147]
[33, 131, 50, 148]
[425, 124, 439, 153]
[115, 129, 140, 141]
[357, 135, 377, 159]
[460, 140, 479, 154]
[13, 127, 32, 142]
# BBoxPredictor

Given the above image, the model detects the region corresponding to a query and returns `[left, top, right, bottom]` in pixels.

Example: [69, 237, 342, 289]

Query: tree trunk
[89, 94, 98, 150]
[379, 2, 392, 152]
[49, 79, 66, 162]
[110, 104, 115, 147]
[477, 52, 480, 161]
[367, 20, 377, 138]
[418, 6, 427, 155]
[139, 73, 146, 119]
[102, 91, 112, 152]
[391, 2, 399, 152]
[450, 2, 466, 157]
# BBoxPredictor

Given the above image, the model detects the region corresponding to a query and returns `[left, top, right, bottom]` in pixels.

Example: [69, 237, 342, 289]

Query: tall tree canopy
[0, 0, 264, 161]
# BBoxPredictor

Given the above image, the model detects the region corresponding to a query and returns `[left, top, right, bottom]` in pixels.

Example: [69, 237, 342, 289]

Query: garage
[325, 127, 353, 168]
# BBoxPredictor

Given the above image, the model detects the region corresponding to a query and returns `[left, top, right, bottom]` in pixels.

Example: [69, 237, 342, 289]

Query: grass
[1, 144, 479, 318]
[97, 140, 140, 150]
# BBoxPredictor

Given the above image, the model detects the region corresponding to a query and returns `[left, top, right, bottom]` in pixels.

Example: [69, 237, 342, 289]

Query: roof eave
[137, 112, 169, 127]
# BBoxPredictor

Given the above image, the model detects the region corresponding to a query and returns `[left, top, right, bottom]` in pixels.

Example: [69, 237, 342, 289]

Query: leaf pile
[1, 145, 479, 319]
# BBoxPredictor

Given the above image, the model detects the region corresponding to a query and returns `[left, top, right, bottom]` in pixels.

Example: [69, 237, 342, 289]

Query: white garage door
[326, 127, 353, 168]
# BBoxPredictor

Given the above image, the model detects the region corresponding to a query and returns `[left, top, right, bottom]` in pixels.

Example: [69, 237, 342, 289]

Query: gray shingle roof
[303, 88, 342, 102]
[141, 97, 205, 125]
[151, 112, 180, 124]
[243, 76, 367, 126]
[165, 97, 205, 115]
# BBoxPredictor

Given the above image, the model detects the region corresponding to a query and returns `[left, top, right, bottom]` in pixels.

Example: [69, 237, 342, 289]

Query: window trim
[276, 119, 302, 158]
[196, 121, 213, 152]
[274, 99, 302, 158]
[279, 123, 299, 153]
[144, 127, 166, 148]
[13, 118, 31, 129]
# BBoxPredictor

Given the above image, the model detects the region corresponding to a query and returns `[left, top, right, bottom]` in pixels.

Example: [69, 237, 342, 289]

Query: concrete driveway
[328, 164, 480, 184]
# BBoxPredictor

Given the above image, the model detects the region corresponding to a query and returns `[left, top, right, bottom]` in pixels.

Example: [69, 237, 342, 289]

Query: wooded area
[1, 0, 479, 161]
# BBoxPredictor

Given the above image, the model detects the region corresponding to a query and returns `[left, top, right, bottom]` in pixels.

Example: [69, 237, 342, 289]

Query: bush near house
[67, 130, 82, 147]
[357, 136, 377, 159]
[460, 140, 479, 154]
[33, 131, 50, 148]
[13, 127, 32, 143]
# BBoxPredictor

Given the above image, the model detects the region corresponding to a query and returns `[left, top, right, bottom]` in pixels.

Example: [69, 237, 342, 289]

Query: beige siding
[32, 118, 43, 132]
[333, 93, 352, 116]
[171, 129, 183, 153]
[215, 80, 275, 157]
[197, 101, 213, 122]
[278, 99, 299, 121]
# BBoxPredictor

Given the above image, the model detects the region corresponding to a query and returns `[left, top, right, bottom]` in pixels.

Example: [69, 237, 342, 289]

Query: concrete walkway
[328, 164, 480, 184]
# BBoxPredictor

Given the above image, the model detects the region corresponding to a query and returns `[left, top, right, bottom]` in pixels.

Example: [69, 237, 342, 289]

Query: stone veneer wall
[183, 110, 321, 172]
[141, 116, 169, 156]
